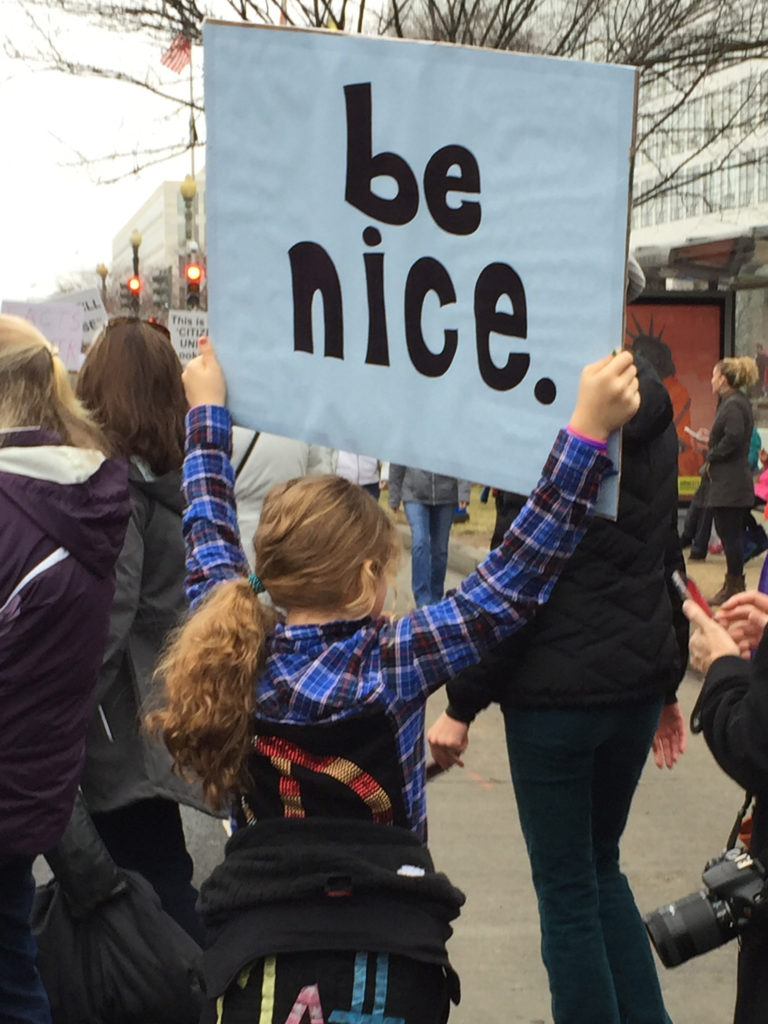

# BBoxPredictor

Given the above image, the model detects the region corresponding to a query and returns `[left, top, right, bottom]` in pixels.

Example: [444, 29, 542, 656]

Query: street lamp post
[179, 176, 198, 307]
[180, 175, 197, 246]
[96, 263, 108, 311]
[129, 229, 142, 315]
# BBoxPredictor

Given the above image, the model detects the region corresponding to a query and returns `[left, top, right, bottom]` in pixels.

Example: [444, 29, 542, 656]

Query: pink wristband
[566, 425, 608, 450]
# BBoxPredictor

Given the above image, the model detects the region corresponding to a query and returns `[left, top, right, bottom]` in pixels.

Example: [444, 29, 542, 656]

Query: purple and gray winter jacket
[0, 428, 130, 857]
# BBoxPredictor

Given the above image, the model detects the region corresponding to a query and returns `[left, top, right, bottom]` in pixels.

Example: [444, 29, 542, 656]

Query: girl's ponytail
[147, 577, 277, 809]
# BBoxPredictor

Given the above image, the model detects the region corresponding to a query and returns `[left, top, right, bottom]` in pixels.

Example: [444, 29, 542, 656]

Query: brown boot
[710, 573, 746, 606]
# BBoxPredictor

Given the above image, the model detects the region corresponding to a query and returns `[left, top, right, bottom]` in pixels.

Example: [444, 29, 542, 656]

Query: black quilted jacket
[446, 357, 688, 717]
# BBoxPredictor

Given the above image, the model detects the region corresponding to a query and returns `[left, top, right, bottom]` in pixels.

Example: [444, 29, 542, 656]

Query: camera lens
[644, 890, 737, 967]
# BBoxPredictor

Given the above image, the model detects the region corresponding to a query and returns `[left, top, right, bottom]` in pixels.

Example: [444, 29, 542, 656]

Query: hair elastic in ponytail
[248, 572, 266, 595]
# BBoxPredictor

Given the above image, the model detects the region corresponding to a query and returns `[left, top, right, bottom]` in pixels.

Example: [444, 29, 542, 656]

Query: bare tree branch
[8, 0, 768, 213]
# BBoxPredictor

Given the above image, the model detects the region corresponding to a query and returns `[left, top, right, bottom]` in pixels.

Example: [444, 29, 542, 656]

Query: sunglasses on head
[105, 316, 171, 341]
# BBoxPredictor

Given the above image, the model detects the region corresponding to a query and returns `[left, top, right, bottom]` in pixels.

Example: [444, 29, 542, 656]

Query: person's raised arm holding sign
[155, 338, 638, 821]
[146, 337, 638, 1023]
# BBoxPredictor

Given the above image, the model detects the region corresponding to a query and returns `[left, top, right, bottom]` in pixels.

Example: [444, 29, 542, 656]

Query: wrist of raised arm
[543, 430, 612, 503]
[185, 405, 232, 456]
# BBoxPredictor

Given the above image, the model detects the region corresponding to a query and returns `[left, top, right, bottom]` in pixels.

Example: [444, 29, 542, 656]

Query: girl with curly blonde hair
[147, 337, 639, 1023]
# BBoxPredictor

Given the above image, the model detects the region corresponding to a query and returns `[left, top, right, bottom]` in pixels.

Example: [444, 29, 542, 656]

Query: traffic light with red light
[185, 263, 202, 309]
[121, 275, 142, 313]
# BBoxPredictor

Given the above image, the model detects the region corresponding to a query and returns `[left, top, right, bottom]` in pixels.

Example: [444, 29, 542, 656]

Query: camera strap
[726, 791, 754, 850]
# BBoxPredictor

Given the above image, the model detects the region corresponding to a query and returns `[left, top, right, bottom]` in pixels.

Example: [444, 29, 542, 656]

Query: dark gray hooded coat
[79, 462, 211, 815]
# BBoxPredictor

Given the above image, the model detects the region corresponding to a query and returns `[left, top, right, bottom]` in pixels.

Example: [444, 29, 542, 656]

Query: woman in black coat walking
[702, 356, 759, 605]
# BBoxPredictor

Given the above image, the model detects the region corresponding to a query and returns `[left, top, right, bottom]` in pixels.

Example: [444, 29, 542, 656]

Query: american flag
[161, 33, 191, 73]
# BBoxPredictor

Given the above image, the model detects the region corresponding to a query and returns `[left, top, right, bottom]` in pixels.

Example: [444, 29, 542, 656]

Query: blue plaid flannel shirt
[183, 405, 611, 842]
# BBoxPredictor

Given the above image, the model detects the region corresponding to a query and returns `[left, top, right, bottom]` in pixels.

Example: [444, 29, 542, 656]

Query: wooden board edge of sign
[201, 18, 640, 70]
[625, 68, 640, 279]
[622, 67, 640, 350]
[612, 66, 642, 522]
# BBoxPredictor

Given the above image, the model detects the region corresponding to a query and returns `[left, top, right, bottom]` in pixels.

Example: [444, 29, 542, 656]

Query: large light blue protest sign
[204, 24, 636, 512]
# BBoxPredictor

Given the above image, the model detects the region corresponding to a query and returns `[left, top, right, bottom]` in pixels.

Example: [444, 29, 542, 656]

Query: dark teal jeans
[504, 700, 672, 1024]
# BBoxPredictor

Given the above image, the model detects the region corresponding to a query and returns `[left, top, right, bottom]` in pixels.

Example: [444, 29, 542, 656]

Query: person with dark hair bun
[75, 317, 211, 944]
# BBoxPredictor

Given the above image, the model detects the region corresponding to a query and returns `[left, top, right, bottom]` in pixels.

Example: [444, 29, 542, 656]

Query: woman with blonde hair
[147, 338, 639, 1023]
[702, 355, 760, 605]
[0, 315, 130, 1024]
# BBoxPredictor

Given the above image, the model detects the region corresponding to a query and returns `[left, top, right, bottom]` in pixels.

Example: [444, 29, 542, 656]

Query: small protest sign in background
[204, 25, 636, 510]
[50, 288, 109, 361]
[1, 300, 85, 372]
[169, 310, 209, 365]
[2, 290, 107, 371]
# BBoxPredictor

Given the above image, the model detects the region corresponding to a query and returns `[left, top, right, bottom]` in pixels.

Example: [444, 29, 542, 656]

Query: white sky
[0, 0, 201, 304]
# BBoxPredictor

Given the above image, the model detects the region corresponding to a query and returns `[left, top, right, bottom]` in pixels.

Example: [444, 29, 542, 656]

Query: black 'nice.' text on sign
[288, 82, 556, 404]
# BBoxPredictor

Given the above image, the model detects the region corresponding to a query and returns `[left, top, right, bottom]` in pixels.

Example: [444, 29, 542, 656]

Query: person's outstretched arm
[381, 352, 641, 702]
[181, 337, 250, 610]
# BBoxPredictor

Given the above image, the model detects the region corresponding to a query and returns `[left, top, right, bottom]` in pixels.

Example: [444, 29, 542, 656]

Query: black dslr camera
[644, 849, 768, 968]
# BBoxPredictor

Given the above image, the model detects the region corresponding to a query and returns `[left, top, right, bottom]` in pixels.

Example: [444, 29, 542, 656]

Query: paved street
[181, 675, 741, 1024]
[36, 535, 754, 1022]
[423, 671, 741, 1023]
[176, 540, 750, 1023]
[423, 541, 752, 1023]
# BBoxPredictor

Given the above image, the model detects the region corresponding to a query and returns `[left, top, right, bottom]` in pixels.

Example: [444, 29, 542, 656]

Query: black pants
[735, 923, 768, 1023]
[91, 797, 203, 944]
[681, 489, 714, 557]
[0, 856, 51, 1024]
[712, 506, 747, 576]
